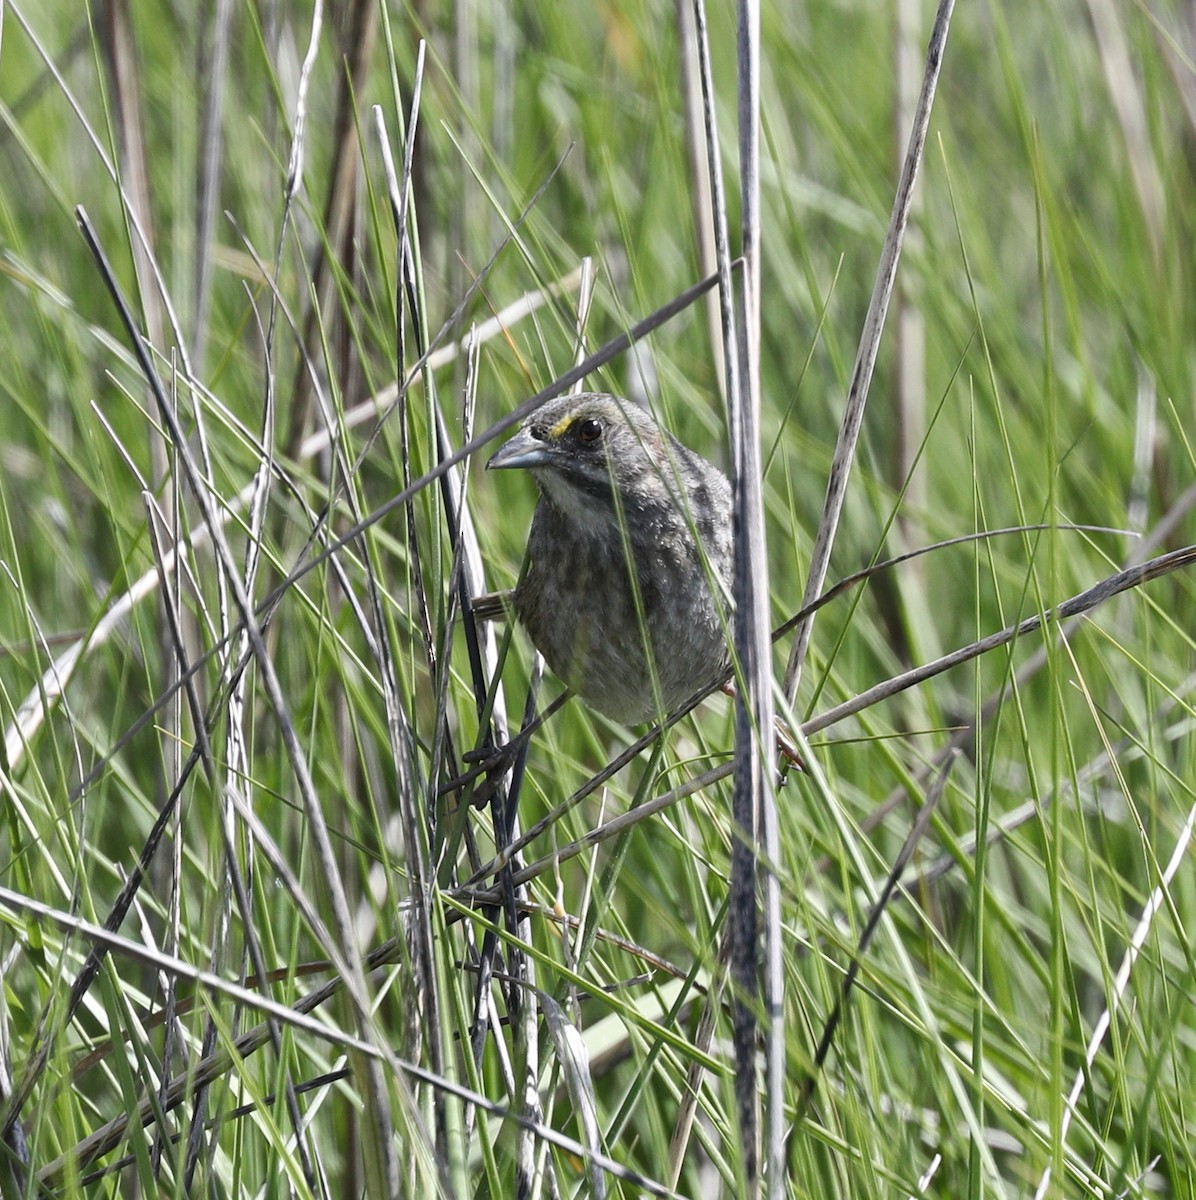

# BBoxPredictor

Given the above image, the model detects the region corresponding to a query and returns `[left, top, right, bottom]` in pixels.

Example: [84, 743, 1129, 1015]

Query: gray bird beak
[486, 428, 552, 471]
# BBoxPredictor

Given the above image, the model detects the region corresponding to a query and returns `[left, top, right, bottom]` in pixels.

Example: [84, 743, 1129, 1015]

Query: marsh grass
[0, 2, 1194, 1197]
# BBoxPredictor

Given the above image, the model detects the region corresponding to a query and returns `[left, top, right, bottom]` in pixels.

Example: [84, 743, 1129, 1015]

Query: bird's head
[486, 393, 671, 524]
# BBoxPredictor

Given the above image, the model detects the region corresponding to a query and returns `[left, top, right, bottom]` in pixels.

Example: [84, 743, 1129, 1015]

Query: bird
[485, 392, 734, 725]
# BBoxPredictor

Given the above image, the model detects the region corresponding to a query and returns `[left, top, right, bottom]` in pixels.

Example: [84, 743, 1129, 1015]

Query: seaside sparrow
[486, 392, 733, 725]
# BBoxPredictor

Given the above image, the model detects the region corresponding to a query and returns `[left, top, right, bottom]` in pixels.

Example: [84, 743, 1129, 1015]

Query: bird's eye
[577, 418, 603, 445]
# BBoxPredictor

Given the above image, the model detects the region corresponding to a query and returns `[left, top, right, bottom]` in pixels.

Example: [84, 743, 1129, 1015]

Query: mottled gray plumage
[487, 392, 733, 724]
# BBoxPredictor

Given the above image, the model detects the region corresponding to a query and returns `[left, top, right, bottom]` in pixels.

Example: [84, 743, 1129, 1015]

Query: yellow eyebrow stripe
[548, 415, 577, 438]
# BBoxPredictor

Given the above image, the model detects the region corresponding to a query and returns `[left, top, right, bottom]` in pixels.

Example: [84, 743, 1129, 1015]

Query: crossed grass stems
[10, 235, 1196, 1186]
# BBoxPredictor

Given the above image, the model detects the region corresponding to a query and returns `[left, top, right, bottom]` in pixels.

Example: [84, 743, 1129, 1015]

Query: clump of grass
[0, 3, 1194, 1198]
